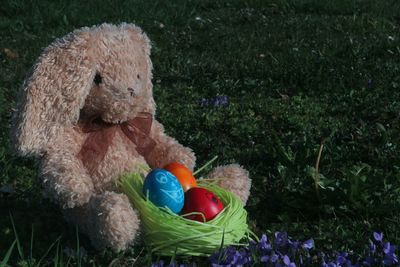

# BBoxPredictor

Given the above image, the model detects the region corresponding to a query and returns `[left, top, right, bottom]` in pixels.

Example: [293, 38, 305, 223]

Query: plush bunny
[12, 23, 251, 251]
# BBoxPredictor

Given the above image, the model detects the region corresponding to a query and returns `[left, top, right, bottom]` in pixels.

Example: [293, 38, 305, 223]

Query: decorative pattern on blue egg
[142, 169, 184, 213]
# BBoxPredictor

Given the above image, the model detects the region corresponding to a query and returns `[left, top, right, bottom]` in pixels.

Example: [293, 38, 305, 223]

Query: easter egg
[143, 169, 184, 213]
[181, 187, 224, 222]
[163, 162, 197, 192]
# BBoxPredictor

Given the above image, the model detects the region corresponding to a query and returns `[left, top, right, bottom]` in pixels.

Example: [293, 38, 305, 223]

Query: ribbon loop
[77, 112, 156, 175]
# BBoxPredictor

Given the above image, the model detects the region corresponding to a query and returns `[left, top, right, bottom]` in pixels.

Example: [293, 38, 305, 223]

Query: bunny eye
[94, 73, 102, 85]
[137, 74, 141, 79]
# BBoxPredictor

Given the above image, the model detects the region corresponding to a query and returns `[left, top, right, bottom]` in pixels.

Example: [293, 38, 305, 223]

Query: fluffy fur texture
[207, 164, 251, 204]
[12, 23, 252, 251]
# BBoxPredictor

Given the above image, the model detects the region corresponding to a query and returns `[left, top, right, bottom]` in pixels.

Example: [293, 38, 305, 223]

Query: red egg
[181, 187, 224, 222]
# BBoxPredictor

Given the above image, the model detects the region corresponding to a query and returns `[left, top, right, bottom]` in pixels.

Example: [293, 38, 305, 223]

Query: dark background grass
[1, 0, 400, 265]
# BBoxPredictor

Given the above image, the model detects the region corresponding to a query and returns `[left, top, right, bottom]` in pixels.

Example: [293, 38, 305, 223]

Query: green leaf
[0, 239, 16, 267]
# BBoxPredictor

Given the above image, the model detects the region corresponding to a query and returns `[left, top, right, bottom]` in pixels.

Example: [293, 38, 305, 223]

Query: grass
[1, 0, 400, 265]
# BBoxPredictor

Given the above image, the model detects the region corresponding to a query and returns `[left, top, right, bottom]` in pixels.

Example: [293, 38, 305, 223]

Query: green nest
[119, 171, 250, 256]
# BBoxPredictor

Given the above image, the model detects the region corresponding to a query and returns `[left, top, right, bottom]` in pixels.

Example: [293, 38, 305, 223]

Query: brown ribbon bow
[77, 112, 156, 175]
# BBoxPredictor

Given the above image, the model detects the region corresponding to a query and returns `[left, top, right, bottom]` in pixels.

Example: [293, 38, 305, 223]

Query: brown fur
[12, 23, 251, 251]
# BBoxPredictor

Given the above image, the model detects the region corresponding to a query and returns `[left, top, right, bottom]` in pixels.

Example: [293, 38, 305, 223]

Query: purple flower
[283, 255, 291, 265]
[383, 242, 396, 255]
[368, 240, 376, 253]
[248, 239, 258, 253]
[232, 248, 251, 265]
[373, 232, 384, 242]
[151, 261, 196, 267]
[259, 234, 268, 247]
[288, 240, 301, 250]
[271, 253, 279, 263]
[209, 246, 250, 266]
[151, 260, 164, 267]
[205, 231, 400, 267]
[199, 95, 229, 107]
[302, 239, 314, 250]
[345, 260, 359, 267]
[383, 253, 398, 266]
[274, 232, 288, 247]
[260, 255, 269, 262]
[336, 252, 348, 264]
[259, 234, 272, 251]
[283, 255, 296, 266]
[221, 247, 237, 264]
[211, 95, 229, 107]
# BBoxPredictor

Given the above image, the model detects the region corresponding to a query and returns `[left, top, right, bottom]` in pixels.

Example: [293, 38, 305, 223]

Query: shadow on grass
[0, 196, 96, 266]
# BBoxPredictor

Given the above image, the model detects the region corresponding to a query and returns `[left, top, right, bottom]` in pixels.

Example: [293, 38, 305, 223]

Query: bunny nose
[127, 87, 135, 97]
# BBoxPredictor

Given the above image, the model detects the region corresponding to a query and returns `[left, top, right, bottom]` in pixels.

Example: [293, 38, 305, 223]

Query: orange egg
[163, 162, 197, 192]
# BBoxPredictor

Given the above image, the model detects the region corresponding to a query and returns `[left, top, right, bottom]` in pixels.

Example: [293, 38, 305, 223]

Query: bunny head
[13, 23, 155, 157]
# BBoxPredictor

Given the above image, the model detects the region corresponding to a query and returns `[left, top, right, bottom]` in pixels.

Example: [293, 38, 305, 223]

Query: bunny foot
[207, 164, 251, 205]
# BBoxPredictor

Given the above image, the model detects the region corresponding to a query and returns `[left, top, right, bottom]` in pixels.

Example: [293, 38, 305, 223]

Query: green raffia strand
[193, 155, 218, 176]
[119, 172, 250, 256]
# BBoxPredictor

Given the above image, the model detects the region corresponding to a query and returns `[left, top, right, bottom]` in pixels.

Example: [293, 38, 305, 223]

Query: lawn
[1, 0, 400, 266]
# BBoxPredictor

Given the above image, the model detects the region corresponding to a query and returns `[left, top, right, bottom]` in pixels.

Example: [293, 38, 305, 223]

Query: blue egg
[142, 168, 184, 213]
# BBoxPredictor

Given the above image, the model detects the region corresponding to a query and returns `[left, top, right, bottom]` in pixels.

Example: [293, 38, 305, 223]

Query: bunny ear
[120, 23, 156, 115]
[12, 28, 95, 157]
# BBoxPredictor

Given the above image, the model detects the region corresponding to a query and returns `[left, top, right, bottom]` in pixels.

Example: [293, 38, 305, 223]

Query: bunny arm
[39, 127, 95, 209]
[145, 120, 196, 170]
